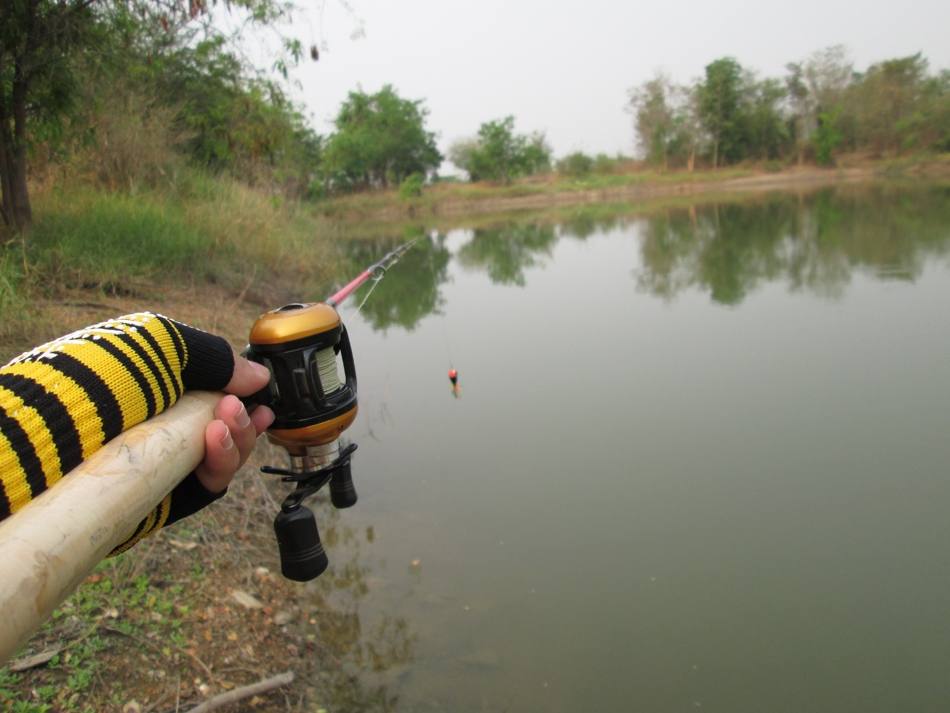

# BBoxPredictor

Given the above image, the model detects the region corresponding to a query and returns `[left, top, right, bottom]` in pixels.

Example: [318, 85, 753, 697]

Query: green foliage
[557, 152, 595, 177]
[632, 47, 949, 168]
[0, 0, 309, 231]
[451, 116, 552, 183]
[104, 33, 323, 196]
[813, 109, 843, 165]
[399, 173, 425, 200]
[630, 74, 678, 166]
[742, 78, 790, 160]
[697, 57, 746, 167]
[321, 85, 441, 192]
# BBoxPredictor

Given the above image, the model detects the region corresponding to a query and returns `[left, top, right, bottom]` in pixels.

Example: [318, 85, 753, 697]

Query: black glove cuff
[165, 471, 228, 527]
[173, 321, 234, 391]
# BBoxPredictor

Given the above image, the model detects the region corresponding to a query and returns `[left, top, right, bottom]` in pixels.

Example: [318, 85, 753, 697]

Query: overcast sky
[282, 0, 950, 165]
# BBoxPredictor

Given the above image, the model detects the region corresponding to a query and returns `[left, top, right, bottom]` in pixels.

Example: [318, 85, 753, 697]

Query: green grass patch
[29, 190, 212, 292]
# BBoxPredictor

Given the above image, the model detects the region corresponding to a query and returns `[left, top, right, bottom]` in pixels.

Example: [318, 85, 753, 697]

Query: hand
[196, 350, 275, 493]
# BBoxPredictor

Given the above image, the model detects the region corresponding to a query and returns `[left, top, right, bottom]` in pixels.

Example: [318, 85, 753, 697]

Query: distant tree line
[4, 4, 948, 237]
[628, 47, 950, 169]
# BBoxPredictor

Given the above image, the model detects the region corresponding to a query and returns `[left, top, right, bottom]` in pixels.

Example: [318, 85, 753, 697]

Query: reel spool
[244, 302, 359, 582]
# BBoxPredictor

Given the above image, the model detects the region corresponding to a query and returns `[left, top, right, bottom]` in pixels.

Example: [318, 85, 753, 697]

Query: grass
[0, 553, 205, 712]
[29, 190, 209, 290]
[0, 170, 345, 347]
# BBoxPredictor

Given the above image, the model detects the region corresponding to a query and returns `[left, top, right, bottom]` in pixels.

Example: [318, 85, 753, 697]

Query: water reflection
[456, 223, 558, 286]
[342, 184, 950, 330]
[636, 186, 950, 304]
[285, 499, 415, 712]
[341, 230, 451, 331]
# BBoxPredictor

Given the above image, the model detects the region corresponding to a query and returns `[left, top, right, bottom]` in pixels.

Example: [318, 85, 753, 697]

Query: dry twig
[184, 670, 294, 713]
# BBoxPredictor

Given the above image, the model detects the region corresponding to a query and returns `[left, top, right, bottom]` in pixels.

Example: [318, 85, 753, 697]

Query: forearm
[0, 312, 233, 532]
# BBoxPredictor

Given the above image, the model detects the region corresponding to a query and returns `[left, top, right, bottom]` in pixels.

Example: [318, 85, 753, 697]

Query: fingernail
[262, 406, 276, 428]
[249, 361, 271, 380]
[235, 404, 251, 429]
[220, 426, 234, 450]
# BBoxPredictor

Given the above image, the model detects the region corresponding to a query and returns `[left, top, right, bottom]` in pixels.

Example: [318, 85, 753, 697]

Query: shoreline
[316, 155, 950, 225]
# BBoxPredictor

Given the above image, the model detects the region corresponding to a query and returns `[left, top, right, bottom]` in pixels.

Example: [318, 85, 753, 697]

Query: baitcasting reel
[244, 302, 359, 582]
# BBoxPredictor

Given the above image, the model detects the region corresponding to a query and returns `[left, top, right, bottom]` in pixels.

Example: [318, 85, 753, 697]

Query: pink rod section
[327, 269, 373, 307]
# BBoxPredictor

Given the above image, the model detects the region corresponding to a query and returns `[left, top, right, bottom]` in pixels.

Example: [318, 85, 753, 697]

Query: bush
[399, 173, 424, 200]
[593, 153, 619, 174]
[557, 152, 595, 177]
[813, 110, 843, 166]
[450, 117, 552, 183]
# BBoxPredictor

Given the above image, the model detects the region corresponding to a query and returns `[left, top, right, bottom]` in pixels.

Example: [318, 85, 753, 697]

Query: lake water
[307, 183, 950, 712]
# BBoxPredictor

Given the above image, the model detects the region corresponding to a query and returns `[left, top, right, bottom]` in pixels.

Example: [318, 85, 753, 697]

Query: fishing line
[353, 267, 386, 315]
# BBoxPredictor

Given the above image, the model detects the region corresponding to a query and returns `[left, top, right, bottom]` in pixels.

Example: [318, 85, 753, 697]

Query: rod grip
[0, 391, 220, 663]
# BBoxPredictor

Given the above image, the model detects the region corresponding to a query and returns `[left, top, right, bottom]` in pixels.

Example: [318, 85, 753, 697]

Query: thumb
[224, 349, 272, 397]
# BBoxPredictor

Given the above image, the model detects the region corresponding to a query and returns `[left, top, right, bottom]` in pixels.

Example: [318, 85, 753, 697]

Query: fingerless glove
[0, 313, 234, 550]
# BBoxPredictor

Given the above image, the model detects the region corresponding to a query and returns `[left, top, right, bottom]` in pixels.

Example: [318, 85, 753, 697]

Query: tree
[519, 132, 553, 175]
[697, 58, 745, 167]
[629, 73, 677, 167]
[448, 138, 481, 179]
[853, 53, 932, 154]
[0, 0, 297, 233]
[813, 109, 842, 165]
[786, 46, 854, 164]
[0, 1, 96, 231]
[321, 85, 441, 191]
[742, 77, 789, 160]
[450, 116, 551, 183]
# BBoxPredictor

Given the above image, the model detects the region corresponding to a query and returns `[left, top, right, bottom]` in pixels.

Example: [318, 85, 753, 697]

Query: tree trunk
[687, 148, 695, 173]
[711, 139, 719, 170]
[0, 23, 34, 233]
[10, 71, 32, 230]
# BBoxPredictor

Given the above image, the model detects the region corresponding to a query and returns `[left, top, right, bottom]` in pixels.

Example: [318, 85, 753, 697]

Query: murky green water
[314, 184, 950, 712]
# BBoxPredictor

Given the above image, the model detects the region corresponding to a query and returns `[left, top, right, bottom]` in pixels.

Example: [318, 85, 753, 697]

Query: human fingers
[223, 349, 272, 397]
[196, 419, 240, 494]
[250, 404, 275, 435]
[213, 395, 262, 470]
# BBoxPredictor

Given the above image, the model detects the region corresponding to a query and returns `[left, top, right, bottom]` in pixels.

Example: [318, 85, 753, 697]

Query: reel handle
[274, 503, 329, 581]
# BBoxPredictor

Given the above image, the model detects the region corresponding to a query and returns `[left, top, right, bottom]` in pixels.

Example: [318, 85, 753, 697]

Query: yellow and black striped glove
[0, 313, 236, 550]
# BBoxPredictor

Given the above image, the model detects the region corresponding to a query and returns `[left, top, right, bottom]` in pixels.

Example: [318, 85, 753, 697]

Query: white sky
[281, 0, 950, 164]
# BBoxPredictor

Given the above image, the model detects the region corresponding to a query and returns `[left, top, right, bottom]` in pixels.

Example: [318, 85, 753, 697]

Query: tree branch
[184, 671, 295, 713]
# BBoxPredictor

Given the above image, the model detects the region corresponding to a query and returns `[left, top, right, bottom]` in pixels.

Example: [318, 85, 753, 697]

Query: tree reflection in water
[339, 229, 451, 332]
[338, 185, 950, 334]
[634, 184, 950, 304]
[456, 223, 558, 286]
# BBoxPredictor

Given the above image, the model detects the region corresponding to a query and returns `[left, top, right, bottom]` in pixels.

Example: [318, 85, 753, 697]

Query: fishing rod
[0, 240, 418, 660]
[242, 238, 417, 581]
[327, 238, 417, 308]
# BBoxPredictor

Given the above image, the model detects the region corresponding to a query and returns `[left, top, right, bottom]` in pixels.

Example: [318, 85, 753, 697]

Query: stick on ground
[185, 671, 294, 713]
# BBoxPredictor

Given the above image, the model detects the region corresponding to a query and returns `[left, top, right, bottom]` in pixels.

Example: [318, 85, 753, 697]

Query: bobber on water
[244, 302, 360, 582]
[448, 368, 458, 386]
